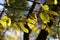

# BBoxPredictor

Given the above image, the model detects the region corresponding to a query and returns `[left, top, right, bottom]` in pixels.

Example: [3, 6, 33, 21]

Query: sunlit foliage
[0, 0, 60, 40]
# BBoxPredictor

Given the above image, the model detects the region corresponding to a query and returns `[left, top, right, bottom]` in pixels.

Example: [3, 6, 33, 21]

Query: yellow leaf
[28, 23, 35, 29]
[32, 26, 38, 31]
[20, 23, 29, 33]
[40, 12, 50, 23]
[48, 11, 58, 16]
[36, 29, 40, 33]
[7, 18, 11, 27]
[35, 14, 37, 22]
[29, 14, 37, 21]
[27, 14, 37, 24]
[0, 20, 7, 28]
[27, 18, 36, 24]
[6, 0, 10, 6]
[45, 27, 52, 34]
[2, 15, 8, 21]
[54, 0, 58, 5]
[28, 23, 38, 32]
[42, 24, 46, 29]
[13, 23, 20, 30]
[2, 15, 11, 27]
[40, 4, 49, 11]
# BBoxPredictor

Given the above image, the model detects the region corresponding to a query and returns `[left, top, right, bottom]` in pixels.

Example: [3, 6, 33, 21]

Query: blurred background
[0, 0, 60, 40]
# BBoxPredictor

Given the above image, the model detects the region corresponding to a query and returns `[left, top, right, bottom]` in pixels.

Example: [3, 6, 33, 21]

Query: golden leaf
[2, 15, 11, 27]
[27, 14, 37, 24]
[13, 23, 20, 30]
[20, 23, 29, 33]
[28, 23, 35, 29]
[6, 0, 10, 6]
[54, 0, 58, 5]
[40, 4, 49, 11]
[47, 11, 58, 16]
[40, 12, 50, 23]
[0, 20, 7, 28]
[45, 26, 52, 34]
[42, 24, 46, 29]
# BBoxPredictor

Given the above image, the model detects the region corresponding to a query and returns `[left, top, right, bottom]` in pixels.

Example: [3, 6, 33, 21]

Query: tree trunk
[36, 29, 48, 40]
[24, 2, 36, 40]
